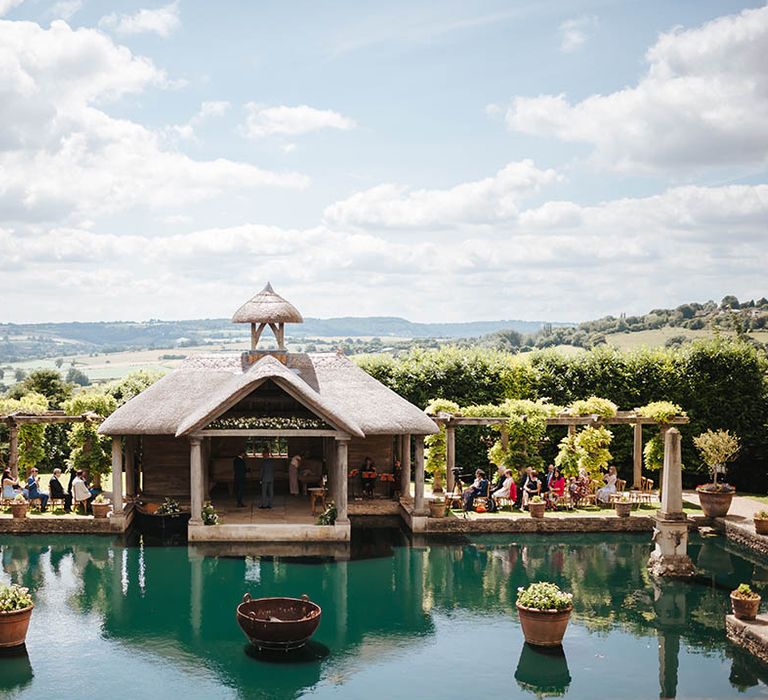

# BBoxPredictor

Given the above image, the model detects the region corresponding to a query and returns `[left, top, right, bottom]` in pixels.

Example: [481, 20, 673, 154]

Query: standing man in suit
[542, 463, 555, 495]
[259, 448, 276, 509]
[233, 451, 247, 508]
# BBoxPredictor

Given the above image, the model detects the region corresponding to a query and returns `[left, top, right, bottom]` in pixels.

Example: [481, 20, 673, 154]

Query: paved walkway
[683, 490, 767, 520]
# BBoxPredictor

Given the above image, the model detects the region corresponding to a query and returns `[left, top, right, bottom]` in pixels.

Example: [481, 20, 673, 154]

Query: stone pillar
[189, 437, 203, 526]
[648, 428, 694, 577]
[446, 425, 456, 493]
[8, 425, 18, 479]
[124, 437, 135, 498]
[414, 435, 426, 515]
[111, 437, 123, 514]
[401, 434, 411, 499]
[633, 422, 643, 489]
[335, 438, 349, 524]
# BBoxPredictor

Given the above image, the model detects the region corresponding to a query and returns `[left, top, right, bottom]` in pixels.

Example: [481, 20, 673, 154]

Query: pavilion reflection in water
[2, 533, 768, 699]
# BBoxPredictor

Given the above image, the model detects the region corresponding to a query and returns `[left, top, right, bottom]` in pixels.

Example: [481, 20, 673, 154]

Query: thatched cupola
[232, 282, 303, 359]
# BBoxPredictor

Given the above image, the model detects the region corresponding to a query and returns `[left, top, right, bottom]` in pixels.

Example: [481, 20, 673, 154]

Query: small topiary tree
[693, 429, 740, 486]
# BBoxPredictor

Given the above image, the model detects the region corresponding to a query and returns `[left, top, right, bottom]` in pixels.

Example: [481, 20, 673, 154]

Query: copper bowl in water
[236, 593, 322, 651]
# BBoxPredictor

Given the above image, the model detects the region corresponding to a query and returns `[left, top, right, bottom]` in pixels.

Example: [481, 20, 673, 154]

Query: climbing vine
[63, 392, 117, 479]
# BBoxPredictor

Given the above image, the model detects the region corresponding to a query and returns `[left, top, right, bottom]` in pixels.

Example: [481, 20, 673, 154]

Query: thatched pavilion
[99, 284, 438, 542]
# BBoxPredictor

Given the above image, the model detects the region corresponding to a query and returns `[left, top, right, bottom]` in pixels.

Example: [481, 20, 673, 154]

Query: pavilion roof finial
[231, 283, 303, 325]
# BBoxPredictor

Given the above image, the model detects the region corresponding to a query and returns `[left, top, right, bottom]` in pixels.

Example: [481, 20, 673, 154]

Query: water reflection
[0, 645, 34, 696]
[514, 643, 571, 698]
[2, 532, 768, 699]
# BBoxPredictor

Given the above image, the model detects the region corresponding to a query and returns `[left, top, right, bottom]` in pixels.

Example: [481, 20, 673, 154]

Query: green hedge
[358, 339, 768, 489]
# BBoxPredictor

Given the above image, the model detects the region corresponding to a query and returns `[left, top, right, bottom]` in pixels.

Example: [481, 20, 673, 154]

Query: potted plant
[755, 510, 768, 536]
[316, 501, 337, 525]
[731, 583, 761, 621]
[201, 501, 219, 525]
[614, 495, 632, 518]
[528, 495, 546, 519]
[429, 497, 447, 518]
[10, 494, 28, 520]
[0, 583, 34, 648]
[516, 582, 573, 647]
[91, 494, 111, 519]
[694, 429, 740, 518]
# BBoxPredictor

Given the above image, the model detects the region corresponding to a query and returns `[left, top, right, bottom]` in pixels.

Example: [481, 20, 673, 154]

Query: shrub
[693, 429, 740, 485]
[201, 502, 218, 525]
[517, 582, 573, 611]
[568, 396, 618, 418]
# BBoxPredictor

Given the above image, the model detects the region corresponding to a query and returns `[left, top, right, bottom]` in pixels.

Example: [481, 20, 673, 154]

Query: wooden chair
[610, 479, 627, 504]
[638, 477, 655, 505]
[471, 481, 492, 512]
[582, 480, 600, 507]
[49, 497, 66, 511]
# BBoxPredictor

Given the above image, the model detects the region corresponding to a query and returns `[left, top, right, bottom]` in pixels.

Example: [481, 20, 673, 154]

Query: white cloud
[243, 104, 356, 138]
[0, 0, 23, 17]
[559, 16, 597, 53]
[2, 182, 766, 322]
[168, 100, 230, 140]
[100, 1, 180, 37]
[0, 20, 307, 224]
[504, 5, 768, 173]
[48, 0, 81, 20]
[324, 160, 562, 228]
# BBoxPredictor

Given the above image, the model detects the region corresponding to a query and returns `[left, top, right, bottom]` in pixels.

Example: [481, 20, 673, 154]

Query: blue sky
[1, 0, 767, 323]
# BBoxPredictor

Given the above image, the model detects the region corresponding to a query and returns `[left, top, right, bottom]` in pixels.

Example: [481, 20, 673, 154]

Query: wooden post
[111, 437, 123, 514]
[189, 437, 203, 525]
[501, 427, 509, 451]
[633, 422, 643, 489]
[568, 424, 576, 437]
[446, 425, 456, 493]
[8, 425, 19, 479]
[414, 435, 425, 515]
[401, 434, 411, 499]
[336, 438, 349, 523]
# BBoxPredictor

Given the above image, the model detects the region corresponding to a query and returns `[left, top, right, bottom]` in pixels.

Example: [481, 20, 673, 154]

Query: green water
[1, 530, 767, 700]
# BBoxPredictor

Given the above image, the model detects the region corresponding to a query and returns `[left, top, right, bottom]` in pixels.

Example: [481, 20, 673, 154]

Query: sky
[0, 0, 767, 324]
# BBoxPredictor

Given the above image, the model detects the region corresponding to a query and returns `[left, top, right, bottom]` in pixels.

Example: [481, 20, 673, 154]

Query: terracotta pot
[614, 502, 632, 518]
[529, 502, 546, 519]
[697, 488, 735, 518]
[731, 593, 760, 621]
[92, 502, 111, 519]
[10, 503, 27, 520]
[0, 606, 34, 648]
[428, 500, 447, 518]
[754, 518, 768, 535]
[517, 604, 572, 647]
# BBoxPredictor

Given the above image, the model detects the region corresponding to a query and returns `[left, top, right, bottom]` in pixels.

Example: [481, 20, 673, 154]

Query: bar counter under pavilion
[98, 283, 439, 543]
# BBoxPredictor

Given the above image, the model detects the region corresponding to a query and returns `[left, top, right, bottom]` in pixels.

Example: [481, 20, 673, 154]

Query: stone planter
[92, 502, 111, 519]
[731, 593, 761, 621]
[614, 501, 632, 518]
[754, 517, 768, 536]
[10, 503, 28, 520]
[428, 499, 447, 518]
[0, 606, 34, 648]
[517, 604, 572, 647]
[528, 502, 546, 519]
[697, 488, 735, 518]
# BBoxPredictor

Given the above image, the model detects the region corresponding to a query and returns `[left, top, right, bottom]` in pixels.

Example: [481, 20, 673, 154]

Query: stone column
[413, 435, 426, 515]
[124, 437, 135, 498]
[8, 425, 18, 479]
[189, 437, 203, 525]
[335, 438, 349, 524]
[446, 425, 456, 493]
[648, 428, 694, 577]
[633, 422, 643, 489]
[111, 437, 123, 514]
[401, 434, 411, 499]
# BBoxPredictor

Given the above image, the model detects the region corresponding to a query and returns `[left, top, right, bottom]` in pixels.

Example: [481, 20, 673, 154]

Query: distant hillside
[0, 316, 572, 363]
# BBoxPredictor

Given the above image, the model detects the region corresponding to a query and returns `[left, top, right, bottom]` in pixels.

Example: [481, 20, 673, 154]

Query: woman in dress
[596, 465, 618, 504]
[547, 468, 566, 509]
[492, 468, 516, 502]
[2, 469, 27, 499]
[523, 470, 541, 508]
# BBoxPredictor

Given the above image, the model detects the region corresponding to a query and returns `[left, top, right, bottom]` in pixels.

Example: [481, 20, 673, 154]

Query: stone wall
[726, 614, 768, 665]
[0, 514, 128, 534]
[424, 514, 656, 534]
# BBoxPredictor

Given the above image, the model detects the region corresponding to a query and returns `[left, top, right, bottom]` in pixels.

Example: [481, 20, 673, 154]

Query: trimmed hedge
[358, 338, 768, 490]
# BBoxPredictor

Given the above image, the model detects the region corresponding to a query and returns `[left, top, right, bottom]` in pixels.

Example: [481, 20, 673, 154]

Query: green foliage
[317, 501, 338, 525]
[693, 429, 740, 484]
[6, 369, 72, 408]
[568, 396, 618, 417]
[63, 391, 118, 478]
[0, 583, 33, 612]
[0, 392, 49, 472]
[636, 401, 685, 423]
[424, 399, 460, 480]
[201, 502, 219, 525]
[516, 582, 573, 611]
[555, 426, 613, 478]
[65, 367, 90, 386]
[643, 434, 664, 472]
[156, 498, 180, 515]
[733, 583, 759, 599]
[105, 370, 165, 406]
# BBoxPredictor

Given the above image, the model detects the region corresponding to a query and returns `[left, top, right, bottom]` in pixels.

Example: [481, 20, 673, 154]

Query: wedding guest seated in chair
[462, 469, 488, 512]
[49, 468, 72, 512]
[26, 467, 49, 511]
[71, 470, 92, 513]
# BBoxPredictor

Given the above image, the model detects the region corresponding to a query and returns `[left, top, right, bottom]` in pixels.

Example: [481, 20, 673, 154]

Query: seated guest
[492, 468, 516, 502]
[597, 465, 618, 504]
[2, 469, 28, 499]
[514, 467, 532, 510]
[361, 457, 377, 498]
[49, 468, 72, 512]
[523, 470, 541, 508]
[542, 463, 555, 494]
[26, 467, 49, 511]
[71, 470, 92, 513]
[462, 469, 488, 512]
[547, 468, 566, 508]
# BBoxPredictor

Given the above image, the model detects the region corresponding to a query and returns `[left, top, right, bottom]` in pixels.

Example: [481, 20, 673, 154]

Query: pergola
[2, 410, 103, 479]
[431, 409, 689, 491]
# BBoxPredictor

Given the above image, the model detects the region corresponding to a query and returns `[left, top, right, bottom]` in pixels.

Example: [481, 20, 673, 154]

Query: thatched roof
[99, 352, 438, 437]
[231, 282, 303, 324]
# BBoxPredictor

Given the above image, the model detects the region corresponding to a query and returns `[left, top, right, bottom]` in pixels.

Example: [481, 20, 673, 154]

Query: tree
[7, 369, 72, 408]
[14, 369, 25, 382]
[54, 358, 64, 369]
[721, 295, 740, 309]
[63, 392, 118, 479]
[66, 368, 91, 386]
[105, 370, 164, 406]
[0, 392, 49, 474]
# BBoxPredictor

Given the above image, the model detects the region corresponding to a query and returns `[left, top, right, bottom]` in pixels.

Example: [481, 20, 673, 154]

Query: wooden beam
[195, 429, 345, 438]
[430, 409, 688, 428]
[9, 425, 18, 479]
[446, 425, 456, 492]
